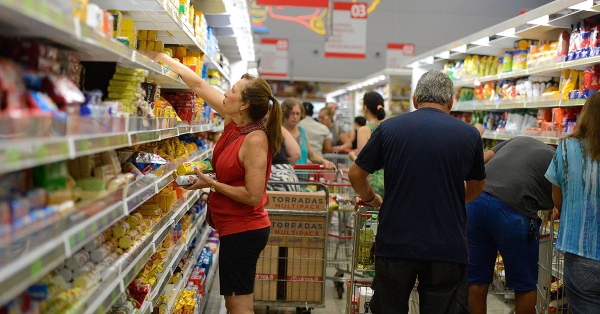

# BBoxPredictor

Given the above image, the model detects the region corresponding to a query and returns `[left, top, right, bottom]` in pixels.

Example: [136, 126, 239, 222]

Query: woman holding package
[545, 92, 600, 313]
[140, 50, 281, 314]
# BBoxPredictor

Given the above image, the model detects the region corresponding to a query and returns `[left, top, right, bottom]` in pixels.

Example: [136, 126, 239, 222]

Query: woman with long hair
[140, 50, 281, 314]
[545, 92, 600, 313]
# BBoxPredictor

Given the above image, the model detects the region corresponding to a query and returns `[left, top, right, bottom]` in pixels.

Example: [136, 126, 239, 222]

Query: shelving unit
[402, 0, 599, 144]
[325, 68, 412, 122]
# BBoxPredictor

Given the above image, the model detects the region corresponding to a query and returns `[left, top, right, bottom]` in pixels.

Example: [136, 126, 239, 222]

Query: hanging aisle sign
[386, 43, 416, 68]
[256, 0, 328, 7]
[325, 2, 368, 59]
[259, 38, 289, 77]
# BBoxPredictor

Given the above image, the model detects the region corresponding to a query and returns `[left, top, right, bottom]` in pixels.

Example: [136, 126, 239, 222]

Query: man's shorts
[467, 192, 540, 291]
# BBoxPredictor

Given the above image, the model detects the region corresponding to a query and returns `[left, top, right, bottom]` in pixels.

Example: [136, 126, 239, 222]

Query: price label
[97, 304, 104, 314]
[39, 1, 49, 19]
[78, 229, 86, 243]
[30, 259, 42, 278]
[91, 222, 98, 234]
[78, 140, 89, 152]
[102, 215, 108, 226]
[36, 145, 47, 161]
[350, 3, 368, 19]
[6, 148, 19, 163]
[104, 137, 110, 147]
[69, 236, 75, 249]
[111, 289, 118, 301]
[23, 0, 34, 15]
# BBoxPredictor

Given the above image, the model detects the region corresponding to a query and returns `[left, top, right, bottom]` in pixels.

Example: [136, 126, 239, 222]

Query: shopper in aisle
[466, 136, 555, 314]
[348, 70, 486, 314]
[347, 92, 386, 198]
[332, 116, 367, 151]
[298, 101, 332, 157]
[318, 107, 350, 147]
[545, 92, 600, 313]
[281, 98, 336, 169]
[140, 50, 281, 314]
[267, 119, 302, 191]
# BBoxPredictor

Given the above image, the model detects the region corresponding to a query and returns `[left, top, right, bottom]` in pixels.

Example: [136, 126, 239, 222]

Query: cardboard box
[266, 191, 327, 211]
[268, 214, 326, 248]
[285, 248, 324, 303]
[254, 246, 279, 301]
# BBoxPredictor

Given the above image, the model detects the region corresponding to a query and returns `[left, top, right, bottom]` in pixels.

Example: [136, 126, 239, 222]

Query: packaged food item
[176, 161, 212, 175]
[73, 261, 96, 278]
[112, 220, 131, 238]
[176, 175, 198, 186]
[65, 250, 91, 270]
[119, 228, 142, 249]
[73, 270, 101, 290]
[502, 51, 513, 73]
[90, 241, 115, 263]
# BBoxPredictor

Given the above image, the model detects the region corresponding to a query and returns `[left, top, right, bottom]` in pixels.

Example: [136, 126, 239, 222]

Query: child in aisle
[545, 91, 600, 313]
[140, 50, 281, 314]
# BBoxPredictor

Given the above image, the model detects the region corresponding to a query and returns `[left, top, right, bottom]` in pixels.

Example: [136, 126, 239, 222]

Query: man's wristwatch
[210, 180, 218, 192]
[363, 195, 378, 206]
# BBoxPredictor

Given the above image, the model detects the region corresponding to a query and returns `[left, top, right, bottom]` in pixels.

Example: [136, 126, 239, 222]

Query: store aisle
[204, 266, 516, 313]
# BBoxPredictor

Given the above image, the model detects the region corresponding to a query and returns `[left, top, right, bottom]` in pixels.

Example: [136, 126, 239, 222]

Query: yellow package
[155, 40, 164, 52]
[147, 30, 158, 41]
[187, 50, 201, 58]
[138, 29, 148, 41]
[176, 161, 211, 175]
[562, 69, 578, 100]
[73, 0, 88, 22]
[147, 40, 155, 51]
[176, 46, 187, 57]
[484, 56, 493, 77]
[183, 56, 197, 65]
[138, 40, 147, 50]
[578, 70, 585, 91]
[164, 48, 173, 57]
[121, 18, 136, 32]
[490, 56, 499, 75]
[121, 31, 137, 48]
[478, 56, 487, 77]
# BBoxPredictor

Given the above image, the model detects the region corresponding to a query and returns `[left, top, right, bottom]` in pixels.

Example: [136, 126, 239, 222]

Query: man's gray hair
[414, 70, 454, 106]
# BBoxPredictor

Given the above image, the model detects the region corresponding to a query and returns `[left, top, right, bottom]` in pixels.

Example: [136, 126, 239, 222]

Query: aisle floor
[202, 266, 517, 314]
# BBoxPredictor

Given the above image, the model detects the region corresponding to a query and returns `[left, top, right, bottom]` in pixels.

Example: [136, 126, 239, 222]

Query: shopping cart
[536, 211, 569, 314]
[347, 199, 419, 314]
[293, 165, 358, 299]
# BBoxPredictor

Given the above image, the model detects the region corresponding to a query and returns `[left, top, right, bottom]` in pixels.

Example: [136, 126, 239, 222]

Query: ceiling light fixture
[569, 0, 593, 10]
[528, 15, 549, 25]
[450, 44, 467, 53]
[471, 37, 490, 46]
[435, 51, 450, 59]
[496, 28, 516, 37]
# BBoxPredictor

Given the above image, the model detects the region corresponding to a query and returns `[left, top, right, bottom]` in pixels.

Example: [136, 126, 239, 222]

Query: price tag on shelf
[30, 259, 42, 278]
[6, 148, 19, 163]
[22, 0, 34, 15]
[36, 144, 48, 161]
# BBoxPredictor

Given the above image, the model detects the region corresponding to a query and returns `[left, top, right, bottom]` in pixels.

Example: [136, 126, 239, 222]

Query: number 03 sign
[325, 2, 368, 59]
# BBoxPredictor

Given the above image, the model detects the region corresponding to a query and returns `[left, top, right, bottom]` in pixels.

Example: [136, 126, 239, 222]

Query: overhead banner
[259, 38, 289, 77]
[256, 0, 328, 7]
[386, 43, 416, 68]
[325, 2, 367, 59]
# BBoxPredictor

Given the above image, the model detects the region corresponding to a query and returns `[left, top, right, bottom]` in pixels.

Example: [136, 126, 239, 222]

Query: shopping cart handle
[294, 164, 326, 170]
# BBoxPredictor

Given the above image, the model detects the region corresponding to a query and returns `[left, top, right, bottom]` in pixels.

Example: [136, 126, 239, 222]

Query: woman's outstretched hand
[138, 50, 161, 62]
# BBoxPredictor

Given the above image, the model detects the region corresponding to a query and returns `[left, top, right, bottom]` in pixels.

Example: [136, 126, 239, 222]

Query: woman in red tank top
[140, 50, 283, 314]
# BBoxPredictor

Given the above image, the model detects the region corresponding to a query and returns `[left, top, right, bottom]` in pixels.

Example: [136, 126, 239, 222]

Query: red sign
[387, 43, 415, 56]
[257, 0, 328, 7]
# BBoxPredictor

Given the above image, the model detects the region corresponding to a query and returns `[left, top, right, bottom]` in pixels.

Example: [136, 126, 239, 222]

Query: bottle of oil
[357, 215, 375, 269]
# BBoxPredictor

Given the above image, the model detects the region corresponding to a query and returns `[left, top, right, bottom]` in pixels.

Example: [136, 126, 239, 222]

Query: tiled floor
[202, 266, 517, 314]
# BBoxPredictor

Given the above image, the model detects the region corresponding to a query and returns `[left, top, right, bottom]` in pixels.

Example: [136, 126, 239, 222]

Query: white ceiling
[249, 0, 555, 82]
[193, 0, 557, 81]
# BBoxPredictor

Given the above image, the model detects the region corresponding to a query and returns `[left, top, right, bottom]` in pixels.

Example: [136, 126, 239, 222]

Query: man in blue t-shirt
[349, 70, 486, 314]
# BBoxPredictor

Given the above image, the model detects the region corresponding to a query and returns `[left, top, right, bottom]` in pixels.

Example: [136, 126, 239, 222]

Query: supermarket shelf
[92, 0, 231, 83]
[0, 149, 211, 306]
[481, 132, 560, 144]
[199, 247, 220, 314]
[0, 0, 188, 89]
[452, 98, 586, 112]
[0, 121, 217, 175]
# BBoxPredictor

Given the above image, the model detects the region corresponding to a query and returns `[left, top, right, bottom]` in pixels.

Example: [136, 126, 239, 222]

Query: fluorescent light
[496, 28, 516, 37]
[378, 75, 386, 81]
[408, 61, 420, 68]
[528, 15, 549, 25]
[420, 56, 434, 64]
[471, 37, 489, 46]
[435, 51, 450, 59]
[450, 44, 467, 53]
[569, 0, 593, 10]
